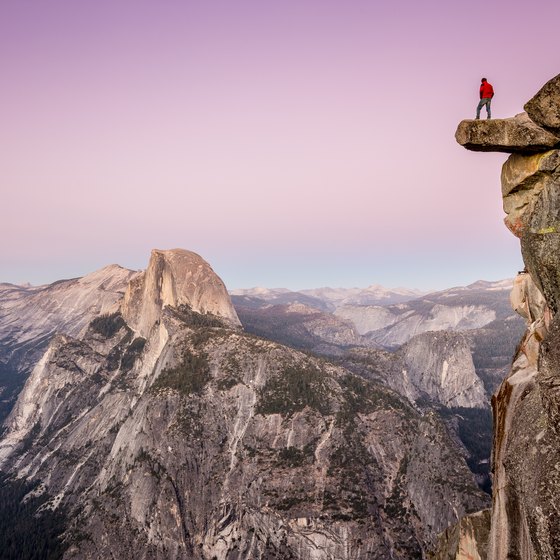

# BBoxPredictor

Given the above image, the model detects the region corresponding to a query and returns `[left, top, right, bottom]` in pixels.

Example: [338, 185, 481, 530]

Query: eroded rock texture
[0, 265, 138, 422]
[525, 73, 560, 135]
[398, 331, 487, 409]
[0, 249, 488, 559]
[430, 509, 491, 560]
[122, 248, 241, 336]
[457, 73, 560, 560]
[455, 112, 560, 153]
[501, 149, 560, 237]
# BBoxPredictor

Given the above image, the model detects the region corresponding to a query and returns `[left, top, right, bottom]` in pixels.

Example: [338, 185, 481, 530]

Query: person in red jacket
[476, 78, 494, 119]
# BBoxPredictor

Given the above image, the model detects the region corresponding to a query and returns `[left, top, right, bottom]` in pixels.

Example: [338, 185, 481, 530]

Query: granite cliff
[233, 282, 522, 495]
[0, 265, 137, 423]
[122, 249, 241, 337]
[0, 249, 488, 559]
[451, 73, 560, 559]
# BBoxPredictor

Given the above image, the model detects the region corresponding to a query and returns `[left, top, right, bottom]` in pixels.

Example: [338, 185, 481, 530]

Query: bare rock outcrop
[122, 248, 241, 337]
[455, 112, 560, 153]
[0, 264, 137, 422]
[501, 149, 560, 236]
[0, 264, 136, 358]
[0, 277, 488, 559]
[525, 73, 560, 134]
[430, 509, 491, 560]
[0, 250, 241, 426]
[456, 73, 560, 560]
[398, 331, 487, 409]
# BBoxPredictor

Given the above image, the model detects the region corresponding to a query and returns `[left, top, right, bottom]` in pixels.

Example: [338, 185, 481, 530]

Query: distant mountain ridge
[0, 265, 138, 422]
[231, 284, 425, 312]
[0, 248, 488, 559]
[230, 277, 524, 495]
[231, 280, 510, 309]
[231, 279, 518, 350]
[339, 279, 516, 348]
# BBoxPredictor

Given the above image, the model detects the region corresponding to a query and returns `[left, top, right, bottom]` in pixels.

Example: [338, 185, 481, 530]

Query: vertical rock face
[121, 248, 241, 337]
[430, 509, 491, 560]
[500, 149, 560, 237]
[0, 249, 489, 559]
[0, 265, 137, 422]
[456, 74, 560, 560]
[489, 273, 551, 560]
[398, 331, 488, 409]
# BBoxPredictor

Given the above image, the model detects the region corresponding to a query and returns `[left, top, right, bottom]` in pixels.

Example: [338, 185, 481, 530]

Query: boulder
[455, 113, 559, 153]
[501, 150, 560, 197]
[500, 150, 560, 236]
[524, 73, 560, 135]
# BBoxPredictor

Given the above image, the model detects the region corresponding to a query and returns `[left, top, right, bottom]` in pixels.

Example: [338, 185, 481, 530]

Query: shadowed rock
[501, 150, 560, 197]
[455, 113, 560, 153]
[525, 73, 560, 135]
[521, 182, 560, 314]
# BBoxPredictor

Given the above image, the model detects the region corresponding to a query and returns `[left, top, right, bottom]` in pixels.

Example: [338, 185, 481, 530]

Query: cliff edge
[455, 73, 560, 560]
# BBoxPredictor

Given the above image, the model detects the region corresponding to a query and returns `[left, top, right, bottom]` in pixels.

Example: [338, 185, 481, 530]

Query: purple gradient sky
[2, 0, 559, 290]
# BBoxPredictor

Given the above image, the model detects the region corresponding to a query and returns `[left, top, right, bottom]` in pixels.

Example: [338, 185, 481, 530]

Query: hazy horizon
[1, 252, 515, 295]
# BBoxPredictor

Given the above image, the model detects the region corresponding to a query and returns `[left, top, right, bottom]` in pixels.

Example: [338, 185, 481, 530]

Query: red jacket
[480, 81, 494, 99]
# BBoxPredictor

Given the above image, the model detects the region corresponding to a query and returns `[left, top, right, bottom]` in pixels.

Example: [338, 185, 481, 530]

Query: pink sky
[2, 0, 559, 290]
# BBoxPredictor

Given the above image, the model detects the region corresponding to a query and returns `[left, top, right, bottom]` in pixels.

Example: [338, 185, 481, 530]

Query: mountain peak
[121, 248, 240, 336]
